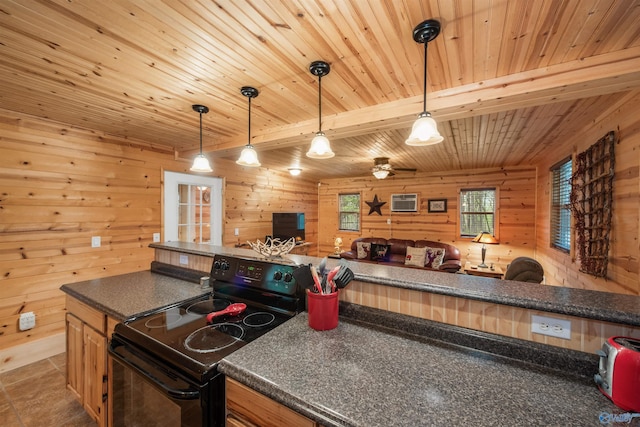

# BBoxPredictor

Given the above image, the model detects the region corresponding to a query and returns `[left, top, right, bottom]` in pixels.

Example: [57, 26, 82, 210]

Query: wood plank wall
[0, 109, 318, 367]
[535, 91, 640, 295]
[318, 166, 537, 273]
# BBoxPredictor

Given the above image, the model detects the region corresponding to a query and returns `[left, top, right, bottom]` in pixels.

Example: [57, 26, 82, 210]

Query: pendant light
[405, 19, 444, 146]
[236, 86, 261, 167]
[190, 104, 213, 172]
[306, 60, 335, 159]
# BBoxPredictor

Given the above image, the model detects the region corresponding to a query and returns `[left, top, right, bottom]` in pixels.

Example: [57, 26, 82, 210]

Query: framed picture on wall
[428, 199, 447, 213]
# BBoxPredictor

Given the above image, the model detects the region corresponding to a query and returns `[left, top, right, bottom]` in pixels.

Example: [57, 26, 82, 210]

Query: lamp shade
[472, 232, 499, 245]
[405, 113, 444, 146]
[306, 132, 335, 159]
[373, 169, 389, 179]
[236, 145, 261, 167]
[190, 154, 213, 172]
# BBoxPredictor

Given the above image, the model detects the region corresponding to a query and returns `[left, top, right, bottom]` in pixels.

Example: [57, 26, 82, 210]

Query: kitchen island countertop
[151, 242, 640, 327]
[219, 313, 631, 427]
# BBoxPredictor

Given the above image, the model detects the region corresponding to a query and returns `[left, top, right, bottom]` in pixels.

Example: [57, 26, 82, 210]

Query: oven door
[108, 335, 224, 427]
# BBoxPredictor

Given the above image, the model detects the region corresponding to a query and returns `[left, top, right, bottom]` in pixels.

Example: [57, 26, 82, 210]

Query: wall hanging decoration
[428, 199, 447, 213]
[365, 195, 386, 216]
[405, 19, 444, 146]
[236, 86, 261, 167]
[570, 131, 616, 278]
[190, 104, 213, 172]
[306, 60, 335, 159]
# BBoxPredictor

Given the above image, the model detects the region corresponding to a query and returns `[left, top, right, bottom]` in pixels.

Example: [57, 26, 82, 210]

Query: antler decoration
[247, 237, 296, 258]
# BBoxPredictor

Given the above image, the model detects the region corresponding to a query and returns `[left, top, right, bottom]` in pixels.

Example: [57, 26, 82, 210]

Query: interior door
[163, 171, 223, 245]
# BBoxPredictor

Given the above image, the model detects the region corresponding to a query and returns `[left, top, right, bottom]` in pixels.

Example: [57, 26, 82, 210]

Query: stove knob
[213, 260, 221, 270]
[273, 271, 283, 281]
[221, 261, 230, 270]
[284, 272, 293, 282]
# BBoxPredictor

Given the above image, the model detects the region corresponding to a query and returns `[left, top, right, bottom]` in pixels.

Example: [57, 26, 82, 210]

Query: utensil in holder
[306, 289, 339, 331]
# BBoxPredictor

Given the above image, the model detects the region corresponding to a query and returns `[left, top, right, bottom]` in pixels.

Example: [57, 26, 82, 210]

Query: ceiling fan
[371, 157, 417, 179]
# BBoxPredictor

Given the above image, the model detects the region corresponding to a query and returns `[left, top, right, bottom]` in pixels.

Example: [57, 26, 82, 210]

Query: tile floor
[0, 353, 96, 427]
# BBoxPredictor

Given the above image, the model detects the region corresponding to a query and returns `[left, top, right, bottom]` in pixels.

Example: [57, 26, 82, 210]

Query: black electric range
[108, 253, 305, 427]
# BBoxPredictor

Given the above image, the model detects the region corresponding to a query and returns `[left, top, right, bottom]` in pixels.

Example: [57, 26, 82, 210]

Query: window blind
[550, 158, 572, 251]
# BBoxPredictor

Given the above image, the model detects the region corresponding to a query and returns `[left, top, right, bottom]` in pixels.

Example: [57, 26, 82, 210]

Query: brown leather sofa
[339, 237, 461, 273]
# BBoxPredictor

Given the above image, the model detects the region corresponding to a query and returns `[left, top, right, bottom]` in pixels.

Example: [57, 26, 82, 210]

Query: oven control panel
[210, 254, 298, 296]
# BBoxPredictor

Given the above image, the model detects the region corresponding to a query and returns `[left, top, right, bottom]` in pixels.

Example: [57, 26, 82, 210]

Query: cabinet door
[226, 378, 316, 427]
[84, 325, 107, 427]
[66, 313, 84, 402]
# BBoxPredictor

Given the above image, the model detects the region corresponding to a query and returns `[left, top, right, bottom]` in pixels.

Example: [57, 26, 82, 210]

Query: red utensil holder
[306, 289, 339, 331]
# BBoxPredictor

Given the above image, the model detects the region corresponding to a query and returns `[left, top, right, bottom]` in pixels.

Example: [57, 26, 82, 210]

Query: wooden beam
[190, 45, 640, 157]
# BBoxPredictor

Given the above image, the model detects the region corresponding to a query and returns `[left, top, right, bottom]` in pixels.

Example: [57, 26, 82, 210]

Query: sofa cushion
[356, 241, 371, 259]
[405, 246, 427, 267]
[424, 247, 445, 269]
[370, 243, 391, 262]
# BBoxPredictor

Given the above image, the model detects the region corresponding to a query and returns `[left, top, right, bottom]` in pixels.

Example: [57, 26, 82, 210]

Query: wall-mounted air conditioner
[391, 194, 418, 212]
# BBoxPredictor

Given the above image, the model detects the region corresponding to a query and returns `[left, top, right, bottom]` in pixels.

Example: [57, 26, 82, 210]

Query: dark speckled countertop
[219, 312, 634, 427]
[61, 271, 210, 320]
[151, 242, 640, 326]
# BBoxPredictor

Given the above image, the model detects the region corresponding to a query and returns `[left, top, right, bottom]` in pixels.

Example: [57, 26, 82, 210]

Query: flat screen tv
[272, 212, 305, 242]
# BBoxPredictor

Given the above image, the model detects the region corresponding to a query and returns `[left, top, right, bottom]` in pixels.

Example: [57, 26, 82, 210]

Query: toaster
[594, 336, 640, 412]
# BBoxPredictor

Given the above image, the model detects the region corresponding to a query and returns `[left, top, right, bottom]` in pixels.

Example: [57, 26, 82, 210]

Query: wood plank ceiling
[1, 0, 640, 180]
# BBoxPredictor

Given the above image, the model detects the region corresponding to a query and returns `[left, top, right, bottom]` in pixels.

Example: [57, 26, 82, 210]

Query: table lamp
[333, 237, 343, 255]
[472, 232, 499, 268]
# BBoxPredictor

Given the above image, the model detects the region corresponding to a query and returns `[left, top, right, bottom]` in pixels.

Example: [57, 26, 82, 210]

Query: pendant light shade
[236, 86, 261, 167]
[405, 19, 443, 146]
[190, 104, 213, 173]
[307, 60, 335, 159]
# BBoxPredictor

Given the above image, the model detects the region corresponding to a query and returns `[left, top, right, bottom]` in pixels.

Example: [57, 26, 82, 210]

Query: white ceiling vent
[391, 194, 418, 212]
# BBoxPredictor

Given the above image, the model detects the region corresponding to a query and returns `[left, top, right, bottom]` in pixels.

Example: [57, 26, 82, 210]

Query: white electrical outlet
[179, 254, 189, 265]
[531, 314, 571, 340]
[91, 236, 101, 248]
[386, 219, 391, 225]
[19, 312, 36, 331]
[234, 228, 239, 236]
[153, 232, 160, 242]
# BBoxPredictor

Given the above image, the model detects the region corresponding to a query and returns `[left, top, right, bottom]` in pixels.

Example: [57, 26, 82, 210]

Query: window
[460, 188, 496, 237]
[338, 193, 360, 231]
[550, 157, 572, 252]
[163, 171, 223, 244]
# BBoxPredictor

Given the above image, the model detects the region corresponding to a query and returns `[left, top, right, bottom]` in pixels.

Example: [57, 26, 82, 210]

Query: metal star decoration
[365, 194, 386, 216]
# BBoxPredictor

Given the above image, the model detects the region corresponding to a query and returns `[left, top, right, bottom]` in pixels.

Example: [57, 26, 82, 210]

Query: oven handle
[109, 339, 200, 400]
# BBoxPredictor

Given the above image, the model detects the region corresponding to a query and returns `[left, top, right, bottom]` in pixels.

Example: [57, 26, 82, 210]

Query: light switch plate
[91, 236, 101, 248]
[153, 232, 160, 242]
[19, 312, 36, 331]
[179, 254, 189, 265]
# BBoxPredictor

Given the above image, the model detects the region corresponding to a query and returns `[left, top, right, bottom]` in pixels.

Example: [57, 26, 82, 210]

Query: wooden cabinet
[226, 377, 320, 427]
[66, 296, 115, 427]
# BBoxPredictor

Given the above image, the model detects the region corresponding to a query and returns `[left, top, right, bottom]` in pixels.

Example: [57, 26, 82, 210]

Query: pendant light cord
[422, 41, 428, 114]
[199, 111, 203, 154]
[318, 74, 322, 132]
[248, 96, 252, 145]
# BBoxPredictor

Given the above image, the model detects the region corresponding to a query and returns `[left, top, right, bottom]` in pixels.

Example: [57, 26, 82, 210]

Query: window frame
[459, 188, 497, 238]
[338, 193, 361, 232]
[550, 156, 573, 253]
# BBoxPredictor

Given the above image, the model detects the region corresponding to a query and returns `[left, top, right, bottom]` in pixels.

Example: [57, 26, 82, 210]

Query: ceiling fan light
[190, 154, 213, 172]
[373, 169, 389, 179]
[306, 132, 335, 159]
[236, 144, 261, 167]
[405, 113, 444, 146]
